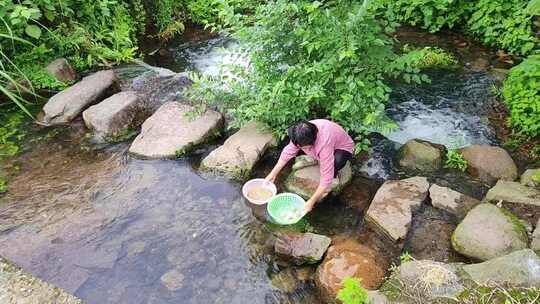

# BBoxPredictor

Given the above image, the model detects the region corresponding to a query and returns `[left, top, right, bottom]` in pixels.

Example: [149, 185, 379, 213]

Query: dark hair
[288, 121, 318, 147]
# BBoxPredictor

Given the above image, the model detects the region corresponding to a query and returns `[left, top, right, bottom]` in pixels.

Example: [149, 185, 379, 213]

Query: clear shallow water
[0, 32, 500, 303]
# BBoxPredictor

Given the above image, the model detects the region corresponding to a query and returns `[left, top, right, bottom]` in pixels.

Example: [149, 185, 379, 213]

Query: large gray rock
[398, 139, 445, 172]
[484, 180, 540, 207]
[521, 168, 540, 188]
[129, 102, 223, 159]
[386, 260, 464, 300]
[316, 239, 387, 303]
[429, 184, 480, 218]
[284, 159, 352, 199]
[274, 232, 331, 265]
[201, 122, 277, 179]
[366, 177, 429, 243]
[82, 91, 143, 141]
[42, 70, 117, 125]
[532, 219, 540, 254]
[46, 58, 78, 83]
[462, 249, 540, 287]
[451, 204, 528, 261]
[460, 145, 518, 185]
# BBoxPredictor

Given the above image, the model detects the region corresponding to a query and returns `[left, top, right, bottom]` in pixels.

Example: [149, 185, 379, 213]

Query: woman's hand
[265, 172, 277, 184]
[304, 198, 316, 213]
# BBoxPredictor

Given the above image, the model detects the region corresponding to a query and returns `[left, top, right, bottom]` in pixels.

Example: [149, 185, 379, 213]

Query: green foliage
[381, 0, 472, 33]
[502, 55, 540, 137]
[0, 176, 6, 194]
[190, 0, 430, 140]
[445, 149, 468, 172]
[467, 0, 539, 57]
[458, 286, 540, 304]
[400, 251, 413, 263]
[402, 45, 457, 69]
[186, 0, 259, 26]
[0, 111, 26, 158]
[336, 277, 369, 304]
[532, 171, 540, 183]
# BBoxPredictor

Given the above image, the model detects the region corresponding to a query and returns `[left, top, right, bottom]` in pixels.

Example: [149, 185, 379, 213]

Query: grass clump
[444, 150, 468, 172]
[0, 177, 7, 194]
[337, 277, 369, 304]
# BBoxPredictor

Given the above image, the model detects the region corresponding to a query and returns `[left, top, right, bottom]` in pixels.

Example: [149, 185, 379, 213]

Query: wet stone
[129, 102, 224, 159]
[532, 218, 540, 254]
[366, 177, 429, 243]
[398, 139, 445, 172]
[316, 239, 388, 303]
[459, 145, 517, 186]
[126, 241, 146, 257]
[201, 122, 277, 179]
[82, 91, 143, 141]
[42, 70, 117, 125]
[485, 180, 540, 207]
[451, 203, 528, 261]
[284, 159, 352, 199]
[429, 184, 480, 218]
[270, 268, 299, 293]
[463, 249, 540, 287]
[274, 232, 331, 265]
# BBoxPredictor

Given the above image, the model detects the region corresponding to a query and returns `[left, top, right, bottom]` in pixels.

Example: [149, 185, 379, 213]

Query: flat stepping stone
[484, 180, 540, 207]
[129, 102, 223, 159]
[462, 249, 540, 287]
[82, 91, 142, 141]
[201, 122, 277, 178]
[451, 203, 528, 261]
[429, 184, 480, 218]
[366, 177, 429, 243]
[42, 70, 117, 125]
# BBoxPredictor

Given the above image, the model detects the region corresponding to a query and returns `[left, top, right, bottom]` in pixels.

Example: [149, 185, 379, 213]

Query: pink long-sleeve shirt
[279, 119, 355, 188]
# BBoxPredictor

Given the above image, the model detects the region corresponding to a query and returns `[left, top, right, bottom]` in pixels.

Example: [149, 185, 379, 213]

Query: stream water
[0, 29, 502, 303]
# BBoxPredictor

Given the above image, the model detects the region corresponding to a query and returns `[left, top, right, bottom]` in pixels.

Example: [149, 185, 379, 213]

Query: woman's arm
[305, 147, 334, 212]
[266, 142, 299, 183]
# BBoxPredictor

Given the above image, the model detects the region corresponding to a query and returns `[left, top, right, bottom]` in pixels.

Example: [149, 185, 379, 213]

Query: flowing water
[0, 31, 502, 303]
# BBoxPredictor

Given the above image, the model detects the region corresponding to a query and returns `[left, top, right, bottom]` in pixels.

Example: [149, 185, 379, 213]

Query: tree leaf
[25, 24, 41, 39]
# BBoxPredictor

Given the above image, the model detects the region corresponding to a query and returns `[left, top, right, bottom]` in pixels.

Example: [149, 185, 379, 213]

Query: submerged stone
[82, 91, 144, 141]
[398, 139, 445, 172]
[365, 177, 429, 243]
[42, 70, 117, 125]
[429, 184, 480, 218]
[274, 232, 331, 265]
[460, 145, 517, 186]
[129, 102, 223, 159]
[451, 203, 528, 261]
[462, 249, 540, 287]
[160, 269, 185, 291]
[201, 122, 277, 179]
[484, 180, 540, 207]
[316, 239, 387, 303]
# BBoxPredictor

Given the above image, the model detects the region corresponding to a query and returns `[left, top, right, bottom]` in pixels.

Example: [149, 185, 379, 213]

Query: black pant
[297, 149, 352, 177]
[334, 149, 352, 177]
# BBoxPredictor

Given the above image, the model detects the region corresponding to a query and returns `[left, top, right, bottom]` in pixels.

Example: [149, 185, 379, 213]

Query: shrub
[445, 150, 468, 172]
[502, 55, 540, 137]
[190, 0, 430, 150]
[380, 0, 473, 33]
[336, 277, 369, 304]
[402, 46, 457, 69]
[467, 0, 539, 56]
[0, 177, 6, 194]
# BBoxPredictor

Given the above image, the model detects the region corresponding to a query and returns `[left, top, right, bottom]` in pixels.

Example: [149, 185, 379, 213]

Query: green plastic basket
[267, 193, 307, 225]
